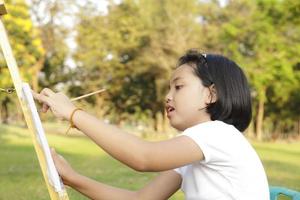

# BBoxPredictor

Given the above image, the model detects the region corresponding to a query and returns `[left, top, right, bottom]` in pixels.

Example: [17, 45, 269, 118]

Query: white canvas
[21, 83, 64, 193]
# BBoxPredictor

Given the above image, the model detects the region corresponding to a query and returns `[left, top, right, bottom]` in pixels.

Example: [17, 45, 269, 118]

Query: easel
[0, 2, 69, 199]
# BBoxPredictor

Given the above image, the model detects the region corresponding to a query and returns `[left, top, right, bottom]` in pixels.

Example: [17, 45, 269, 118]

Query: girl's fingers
[33, 88, 72, 119]
[42, 103, 49, 113]
[31, 90, 39, 99]
[51, 148, 58, 159]
[37, 94, 52, 106]
[38, 95, 52, 113]
[32, 90, 52, 113]
[32, 90, 42, 102]
[50, 148, 61, 169]
[40, 88, 56, 97]
[32, 90, 51, 103]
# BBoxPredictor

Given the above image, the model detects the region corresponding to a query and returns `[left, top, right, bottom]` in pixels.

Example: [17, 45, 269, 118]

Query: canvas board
[21, 83, 64, 194]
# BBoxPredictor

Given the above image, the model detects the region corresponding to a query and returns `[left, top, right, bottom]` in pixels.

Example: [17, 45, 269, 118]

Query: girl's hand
[32, 88, 76, 121]
[51, 148, 78, 186]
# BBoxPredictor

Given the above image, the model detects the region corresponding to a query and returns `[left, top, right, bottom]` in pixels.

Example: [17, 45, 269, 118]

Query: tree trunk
[245, 120, 255, 139]
[297, 118, 300, 135]
[152, 111, 158, 132]
[0, 103, 2, 123]
[256, 95, 265, 141]
[95, 95, 105, 118]
[1, 97, 9, 124]
[31, 57, 45, 92]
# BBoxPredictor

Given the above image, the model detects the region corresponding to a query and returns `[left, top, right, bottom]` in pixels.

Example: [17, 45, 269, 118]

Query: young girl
[33, 49, 269, 200]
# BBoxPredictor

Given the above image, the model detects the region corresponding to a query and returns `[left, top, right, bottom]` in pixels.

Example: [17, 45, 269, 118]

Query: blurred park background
[0, 0, 299, 199]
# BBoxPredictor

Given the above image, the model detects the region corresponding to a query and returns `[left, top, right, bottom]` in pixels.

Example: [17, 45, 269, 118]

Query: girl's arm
[52, 149, 181, 200]
[72, 110, 204, 172]
[33, 89, 204, 172]
[70, 170, 181, 200]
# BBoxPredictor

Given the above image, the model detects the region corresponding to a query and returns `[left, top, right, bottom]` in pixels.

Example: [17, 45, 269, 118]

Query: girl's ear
[206, 84, 217, 104]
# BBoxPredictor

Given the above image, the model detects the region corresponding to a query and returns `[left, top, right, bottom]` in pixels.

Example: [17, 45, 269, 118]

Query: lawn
[0, 123, 299, 199]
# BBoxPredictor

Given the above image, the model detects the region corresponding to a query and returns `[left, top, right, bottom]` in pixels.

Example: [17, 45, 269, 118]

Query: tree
[0, 0, 44, 123]
[74, 0, 203, 130]
[28, 0, 71, 90]
[198, 0, 300, 140]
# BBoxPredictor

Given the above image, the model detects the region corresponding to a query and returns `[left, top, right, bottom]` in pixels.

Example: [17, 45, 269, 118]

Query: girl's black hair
[177, 49, 252, 132]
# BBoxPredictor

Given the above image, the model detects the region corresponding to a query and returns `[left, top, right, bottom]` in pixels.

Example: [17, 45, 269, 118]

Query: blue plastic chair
[270, 186, 300, 200]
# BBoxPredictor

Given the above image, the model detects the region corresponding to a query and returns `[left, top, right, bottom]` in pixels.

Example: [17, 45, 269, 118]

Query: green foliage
[0, 0, 44, 122]
[198, 0, 300, 137]
[28, 0, 70, 88]
[1, 0, 299, 137]
[74, 0, 204, 125]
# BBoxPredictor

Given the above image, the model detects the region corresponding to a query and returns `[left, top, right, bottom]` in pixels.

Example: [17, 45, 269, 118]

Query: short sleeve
[173, 165, 189, 177]
[173, 167, 181, 175]
[181, 121, 235, 164]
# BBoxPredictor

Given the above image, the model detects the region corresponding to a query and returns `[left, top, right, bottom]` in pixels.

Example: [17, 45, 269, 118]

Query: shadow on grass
[263, 159, 300, 191]
[0, 124, 9, 143]
[257, 146, 300, 157]
[0, 123, 30, 144]
[0, 141, 159, 200]
[255, 144, 300, 191]
[0, 123, 185, 199]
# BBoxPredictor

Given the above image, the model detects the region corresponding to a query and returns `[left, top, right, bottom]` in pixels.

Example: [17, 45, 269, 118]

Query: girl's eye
[175, 85, 183, 90]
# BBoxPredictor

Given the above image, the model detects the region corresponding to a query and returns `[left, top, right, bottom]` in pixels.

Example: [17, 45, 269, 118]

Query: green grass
[0, 123, 183, 200]
[253, 142, 300, 191]
[0, 123, 299, 199]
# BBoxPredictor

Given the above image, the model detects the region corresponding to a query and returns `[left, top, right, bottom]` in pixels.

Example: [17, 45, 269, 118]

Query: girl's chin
[169, 121, 186, 132]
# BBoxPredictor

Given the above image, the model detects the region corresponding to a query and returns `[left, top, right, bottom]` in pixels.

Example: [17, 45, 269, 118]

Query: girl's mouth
[166, 105, 175, 117]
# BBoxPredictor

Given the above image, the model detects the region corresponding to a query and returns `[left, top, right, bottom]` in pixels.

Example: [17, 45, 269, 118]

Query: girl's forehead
[171, 64, 195, 80]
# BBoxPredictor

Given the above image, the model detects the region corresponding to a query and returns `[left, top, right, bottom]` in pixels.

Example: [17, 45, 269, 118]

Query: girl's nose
[165, 89, 173, 103]
[165, 93, 172, 103]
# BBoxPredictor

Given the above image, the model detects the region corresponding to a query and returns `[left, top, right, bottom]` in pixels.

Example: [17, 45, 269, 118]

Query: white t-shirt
[174, 120, 269, 200]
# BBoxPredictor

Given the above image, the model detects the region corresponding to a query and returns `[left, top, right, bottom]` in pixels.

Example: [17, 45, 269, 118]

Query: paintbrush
[71, 88, 106, 101]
